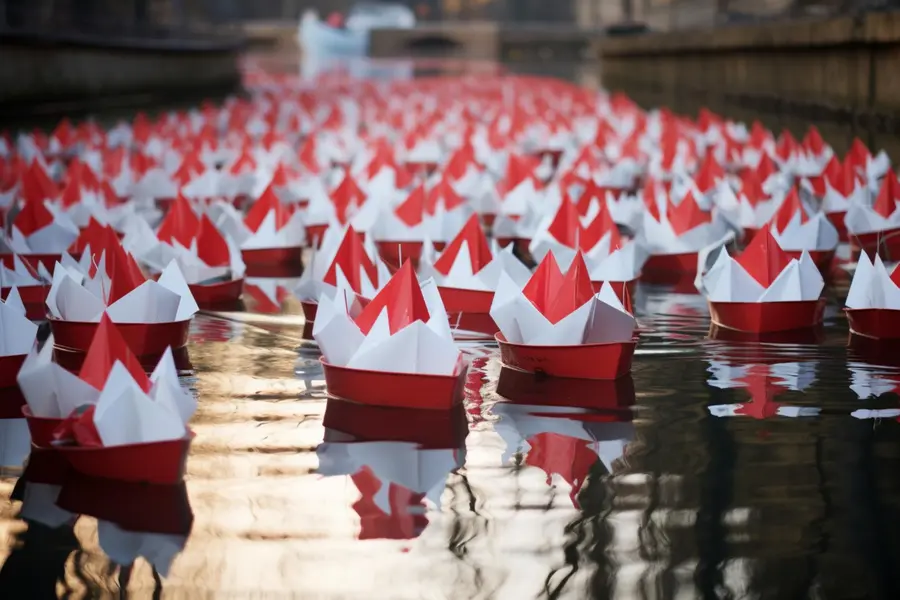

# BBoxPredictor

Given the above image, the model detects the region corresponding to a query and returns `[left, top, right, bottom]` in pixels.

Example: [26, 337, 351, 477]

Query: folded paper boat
[844, 251, 900, 339]
[1, 254, 51, 320]
[314, 260, 468, 409]
[490, 252, 637, 380]
[0, 287, 39, 388]
[699, 227, 825, 333]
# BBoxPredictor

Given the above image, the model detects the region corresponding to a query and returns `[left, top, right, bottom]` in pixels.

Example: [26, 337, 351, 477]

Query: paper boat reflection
[317, 436, 465, 541]
[497, 366, 635, 411]
[848, 360, 900, 400]
[244, 276, 302, 314]
[323, 398, 468, 449]
[0, 385, 26, 418]
[707, 361, 820, 419]
[708, 322, 825, 345]
[493, 402, 634, 506]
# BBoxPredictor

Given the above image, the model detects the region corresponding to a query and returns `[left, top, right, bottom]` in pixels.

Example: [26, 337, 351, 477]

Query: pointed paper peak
[736, 227, 792, 288]
[395, 185, 427, 227]
[543, 253, 596, 324]
[353, 260, 430, 335]
[582, 200, 622, 253]
[804, 126, 825, 155]
[71, 217, 116, 256]
[755, 152, 777, 183]
[332, 173, 367, 224]
[444, 143, 476, 181]
[80, 313, 151, 393]
[874, 172, 900, 219]
[504, 153, 540, 192]
[434, 214, 492, 276]
[12, 196, 54, 237]
[740, 169, 767, 207]
[821, 154, 844, 191]
[21, 158, 58, 205]
[229, 148, 257, 175]
[695, 152, 724, 193]
[197, 214, 230, 267]
[426, 177, 466, 213]
[667, 191, 712, 236]
[523, 253, 565, 315]
[106, 242, 147, 305]
[547, 197, 590, 250]
[172, 151, 206, 186]
[324, 226, 378, 294]
[776, 129, 799, 161]
[60, 171, 84, 208]
[849, 137, 872, 167]
[771, 188, 808, 233]
[157, 193, 200, 247]
[245, 183, 292, 233]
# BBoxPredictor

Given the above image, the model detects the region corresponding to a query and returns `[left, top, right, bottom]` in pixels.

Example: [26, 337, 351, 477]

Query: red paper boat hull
[709, 298, 826, 333]
[53, 344, 193, 373]
[851, 227, 900, 261]
[242, 247, 303, 270]
[376, 241, 423, 271]
[641, 252, 699, 280]
[784, 249, 836, 275]
[480, 213, 496, 229]
[496, 366, 636, 411]
[22, 406, 64, 448]
[438, 287, 493, 314]
[55, 433, 194, 485]
[0, 253, 62, 274]
[56, 475, 193, 535]
[0, 354, 26, 389]
[323, 398, 468, 448]
[1, 284, 49, 320]
[188, 277, 244, 308]
[845, 308, 900, 340]
[301, 300, 318, 322]
[496, 334, 636, 380]
[50, 318, 191, 356]
[826, 211, 849, 242]
[321, 359, 467, 410]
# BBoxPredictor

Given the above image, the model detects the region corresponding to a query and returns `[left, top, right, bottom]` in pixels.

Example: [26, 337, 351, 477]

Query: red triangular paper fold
[353, 260, 430, 335]
[433, 215, 492, 276]
[156, 194, 200, 248]
[196, 214, 231, 267]
[394, 185, 426, 227]
[771, 188, 808, 233]
[323, 226, 378, 294]
[736, 227, 793, 288]
[12, 197, 54, 237]
[667, 191, 712, 236]
[244, 184, 292, 233]
[79, 314, 152, 393]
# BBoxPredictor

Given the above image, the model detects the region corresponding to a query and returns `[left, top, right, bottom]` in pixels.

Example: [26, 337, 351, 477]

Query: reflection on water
[1, 275, 899, 598]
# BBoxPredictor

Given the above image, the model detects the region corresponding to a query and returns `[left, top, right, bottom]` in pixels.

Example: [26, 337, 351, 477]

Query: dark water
[3, 54, 900, 599]
[2, 267, 899, 598]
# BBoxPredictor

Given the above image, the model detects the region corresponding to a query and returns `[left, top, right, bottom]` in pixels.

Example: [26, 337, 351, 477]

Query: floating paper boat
[490, 252, 636, 379]
[46, 241, 197, 357]
[40, 316, 195, 483]
[419, 214, 531, 325]
[0, 287, 38, 389]
[699, 227, 825, 333]
[314, 260, 467, 409]
[846, 171, 900, 260]
[0, 254, 50, 320]
[767, 187, 838, 274]
[293, 224, 388, 323]
[845, 251, 900, 339]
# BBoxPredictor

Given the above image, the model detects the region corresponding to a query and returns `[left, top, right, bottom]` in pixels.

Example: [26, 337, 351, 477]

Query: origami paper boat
[0, 254, 50, 320]
[293, 224, 388, 323]
[46, 243, 197, 356]
[0, 287, 38, 388]
[767, 188, 839, 274]
[490, 252, 637, 380]
[846, 172, 900, 260]
[699, 228, 825, 333]
[314, 260, 467, 409]
[845, 251, 900, 339]
[419, 214, 531, 326]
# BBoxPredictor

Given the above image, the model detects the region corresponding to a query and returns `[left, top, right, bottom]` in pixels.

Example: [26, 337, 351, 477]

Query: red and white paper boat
[294, 224, 390, 322]
[46, 243, 198, 356]
[0, 254, 50, 319]
[41, 315, 196, 484]
[846, 172, 900, 259]
[419, 214, 531, 317]
[767, 188, 839, 272]
[210, 185, 305, 270]
[314, 260, 466, 409]
[490, 253, 636, 379]
[2, 195, 79, 271]
[699, 227, 825, 333]
[0, 287, 38, 388]
[844, 251, 900, 339]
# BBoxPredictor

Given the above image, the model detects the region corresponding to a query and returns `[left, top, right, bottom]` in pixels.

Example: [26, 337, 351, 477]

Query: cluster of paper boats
[2, 71, 900, 430]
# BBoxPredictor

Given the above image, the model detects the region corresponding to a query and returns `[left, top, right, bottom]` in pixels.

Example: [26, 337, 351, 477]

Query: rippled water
[2, 258, 899, 599]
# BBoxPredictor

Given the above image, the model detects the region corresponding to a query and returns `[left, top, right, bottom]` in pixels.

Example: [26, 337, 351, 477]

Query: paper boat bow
[313, 260, 461, 376]
[490, 252, 635, 346]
